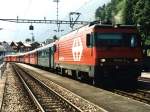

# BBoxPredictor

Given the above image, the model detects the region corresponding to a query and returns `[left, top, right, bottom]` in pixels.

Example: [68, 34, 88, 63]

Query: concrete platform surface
[0, 67, 6, 110]
[17, 63, 150, 112]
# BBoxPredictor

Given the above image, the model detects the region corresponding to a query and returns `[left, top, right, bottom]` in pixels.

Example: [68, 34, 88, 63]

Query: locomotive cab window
[95, 33, 139, 48]
[86, 33, 94, 47]
[86, 34, 90, 47]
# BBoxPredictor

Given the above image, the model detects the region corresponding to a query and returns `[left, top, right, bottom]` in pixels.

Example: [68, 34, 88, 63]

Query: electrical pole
[31, 33, 35, 42]
[53, 0, 60, 37]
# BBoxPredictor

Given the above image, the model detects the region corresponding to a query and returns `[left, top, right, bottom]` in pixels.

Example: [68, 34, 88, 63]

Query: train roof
[59, 23, 137, 40]
[22, 42, 55, 55]
[4, 54, 18, 57]
[89, 20, 137, 28]
[36, 42, 54, 51]
[5, 42, 55, 57]
[93, 24, 137, 29]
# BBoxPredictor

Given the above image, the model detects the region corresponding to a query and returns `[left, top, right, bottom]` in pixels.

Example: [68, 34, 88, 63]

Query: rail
[114, 89, 150, 104]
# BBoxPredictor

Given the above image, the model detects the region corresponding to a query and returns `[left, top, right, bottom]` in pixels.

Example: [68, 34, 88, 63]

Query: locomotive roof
[59, 23, 137, 40]
[94, 24, 137, 29]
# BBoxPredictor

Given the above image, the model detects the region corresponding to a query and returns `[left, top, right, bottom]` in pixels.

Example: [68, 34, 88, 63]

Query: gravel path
[1, 64, 37, 112]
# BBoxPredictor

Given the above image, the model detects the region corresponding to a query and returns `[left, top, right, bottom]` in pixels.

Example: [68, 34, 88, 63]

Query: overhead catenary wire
[37, 0, 98, 40]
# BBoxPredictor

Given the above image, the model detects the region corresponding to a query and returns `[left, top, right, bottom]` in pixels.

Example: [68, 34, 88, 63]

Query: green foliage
[145, 37, 150, 45]
[25, 38, 31, 42]
[134, 0, 150, 44]
[105, 3, 112, 21]
[124, 1, 134, 24]
[53, 35, 58, 41]
[95, 5, 106, 21]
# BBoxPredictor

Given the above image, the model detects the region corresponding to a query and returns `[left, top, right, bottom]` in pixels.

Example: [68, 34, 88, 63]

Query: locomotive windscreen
[95, 33, 138, 48]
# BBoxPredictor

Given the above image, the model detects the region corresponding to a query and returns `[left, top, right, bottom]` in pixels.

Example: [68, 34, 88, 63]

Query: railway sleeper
[42, 100, 61, 104]
[42, 104, 62, 108]
[44, 107, 65, 111]
[45, 108, 66, 112]
[43, 102, 62, 105]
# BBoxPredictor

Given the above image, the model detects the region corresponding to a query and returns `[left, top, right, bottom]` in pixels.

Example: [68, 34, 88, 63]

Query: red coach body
[11, 55, 17, 62]
[29, 50, 37, 65]
[19, 54, 25, 63]
[16, 55, 20, 62]
[4, 55, 17, 62]
[24, 53, 30, 64]
[4, 55, 11, 62]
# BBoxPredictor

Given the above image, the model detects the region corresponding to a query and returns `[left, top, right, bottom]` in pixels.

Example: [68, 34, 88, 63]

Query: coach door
[49, 47, 54, 68]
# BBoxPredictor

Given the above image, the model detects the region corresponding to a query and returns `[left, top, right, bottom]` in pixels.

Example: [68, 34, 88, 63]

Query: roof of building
[10, 41, 18, 47]
[24, 43, 32, 47]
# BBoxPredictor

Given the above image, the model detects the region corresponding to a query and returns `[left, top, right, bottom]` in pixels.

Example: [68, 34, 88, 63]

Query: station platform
[0, 64, 7, 110]
[17, 63, 150, 112]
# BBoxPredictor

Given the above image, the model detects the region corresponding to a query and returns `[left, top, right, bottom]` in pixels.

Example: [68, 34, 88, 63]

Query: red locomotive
[55, 24, 143, 85]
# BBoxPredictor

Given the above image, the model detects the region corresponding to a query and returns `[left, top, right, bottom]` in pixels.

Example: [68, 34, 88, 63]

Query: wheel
[89, 77, 98, 86]
[71, 70, 77, 79]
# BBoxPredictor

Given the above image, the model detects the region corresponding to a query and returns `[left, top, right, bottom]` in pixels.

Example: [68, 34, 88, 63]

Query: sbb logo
[72, 37, 83, 61]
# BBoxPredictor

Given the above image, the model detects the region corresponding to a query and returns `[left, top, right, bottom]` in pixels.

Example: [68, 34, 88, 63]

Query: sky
[0, 0, 110, 42]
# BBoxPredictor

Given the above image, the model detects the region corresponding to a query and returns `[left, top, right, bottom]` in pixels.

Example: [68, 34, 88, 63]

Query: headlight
[100, 58, 106, 62]
[134, 58, 138, 62]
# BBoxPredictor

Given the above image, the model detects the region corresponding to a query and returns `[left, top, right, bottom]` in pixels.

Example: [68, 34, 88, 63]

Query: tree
[25, 38, 31, 43]
[134, 0, 150, 44]
[95, 5, 106, 21]
[105, 3, 112, 21]
[95, 3, 113, 23]
[53, 35, 58, 41]
[123, 0, 134, 24]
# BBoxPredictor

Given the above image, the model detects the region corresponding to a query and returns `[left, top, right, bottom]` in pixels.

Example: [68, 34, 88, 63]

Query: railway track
[113, 89, 150, 104]
[138, 77, 150, 83]
[1, 64, 37, 111]
[12, 64, 83, 112]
